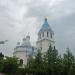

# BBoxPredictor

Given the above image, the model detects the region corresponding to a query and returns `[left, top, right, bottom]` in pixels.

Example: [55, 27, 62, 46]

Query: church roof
[38, 18, 54, 34]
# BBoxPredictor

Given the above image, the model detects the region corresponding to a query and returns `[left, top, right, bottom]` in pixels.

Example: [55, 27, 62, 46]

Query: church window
[20, 59, 23, 64]
[51, 33, 52, 38]
[47, 32, 49, 37]
[39, 34, 41, 39]
[42, 32, 44, 37]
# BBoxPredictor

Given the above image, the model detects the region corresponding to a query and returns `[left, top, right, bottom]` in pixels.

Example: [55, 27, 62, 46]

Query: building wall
[37, 31, 55, 53]
[41, 40, 49, 53]
[37, 39, 55, 53]
[15, 51, 28, 65]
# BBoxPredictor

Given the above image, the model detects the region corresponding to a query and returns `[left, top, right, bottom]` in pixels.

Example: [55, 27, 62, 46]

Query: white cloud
[0, 0, 75, 56]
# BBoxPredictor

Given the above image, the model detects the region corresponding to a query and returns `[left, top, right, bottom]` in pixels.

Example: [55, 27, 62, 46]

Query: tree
[27, 50, 43, 75]
[26, 46, 75, 75]
[45, 45, 59, 75]
[0, 53, 4, 72]
[0, 53, 4, 58]
[63, 48, 75, 75]
[2, 57, 20, 75]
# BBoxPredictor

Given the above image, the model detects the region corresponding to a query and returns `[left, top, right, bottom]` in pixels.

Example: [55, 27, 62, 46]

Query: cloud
[0, 0, 75, 56]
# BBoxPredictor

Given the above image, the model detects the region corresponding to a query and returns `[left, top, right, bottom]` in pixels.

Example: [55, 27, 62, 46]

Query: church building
[13, 18, 55, 65]
[13, 35, 36, 65]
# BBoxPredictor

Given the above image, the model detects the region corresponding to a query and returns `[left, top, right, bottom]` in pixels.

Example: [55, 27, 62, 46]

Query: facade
[13, 18, 55, 65]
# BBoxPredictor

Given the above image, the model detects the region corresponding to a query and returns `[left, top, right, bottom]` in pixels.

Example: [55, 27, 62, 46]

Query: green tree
[63, 48, 75, 75]
[26, 46, 75, 75]
[27, 50, 43, 75]
[46, 45, 58, 75]
[0, 53, 4, 58]
[0, 53, 4, 72]
[2, 57, 20, 75]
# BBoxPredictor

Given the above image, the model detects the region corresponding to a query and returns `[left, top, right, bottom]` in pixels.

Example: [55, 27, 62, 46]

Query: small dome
[38, 18, 54, 34]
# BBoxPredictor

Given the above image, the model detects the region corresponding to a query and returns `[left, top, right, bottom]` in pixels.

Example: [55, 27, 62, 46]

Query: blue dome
[39, 18, 54, 34]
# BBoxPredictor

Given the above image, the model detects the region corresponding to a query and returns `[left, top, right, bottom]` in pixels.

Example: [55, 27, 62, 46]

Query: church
[13, 18, 55, 65]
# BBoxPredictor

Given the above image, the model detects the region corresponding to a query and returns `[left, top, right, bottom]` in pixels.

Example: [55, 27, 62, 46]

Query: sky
[0, 0, 75, 56]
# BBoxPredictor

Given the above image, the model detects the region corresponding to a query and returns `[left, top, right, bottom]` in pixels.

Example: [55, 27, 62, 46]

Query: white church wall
[15, 51, 28, 65]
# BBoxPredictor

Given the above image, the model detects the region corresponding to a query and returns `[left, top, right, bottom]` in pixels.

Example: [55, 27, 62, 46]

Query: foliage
[0, 53, 4, 72]
[0, 46, 75, 75]
[63, 48, 75, 75]
[0, 56, 20, 75]
[2, 57, 19, 75]
[26, 46, 75, 75]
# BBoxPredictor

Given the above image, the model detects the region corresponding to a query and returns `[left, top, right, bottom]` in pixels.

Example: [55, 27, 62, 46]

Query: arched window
[20, 59, 23, 64]
[47, 32, 48, 37]
[42, 32, 44, 37]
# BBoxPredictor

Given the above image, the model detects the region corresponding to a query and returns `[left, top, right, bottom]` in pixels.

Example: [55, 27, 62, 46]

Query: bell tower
[37, 18, 55, 53]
